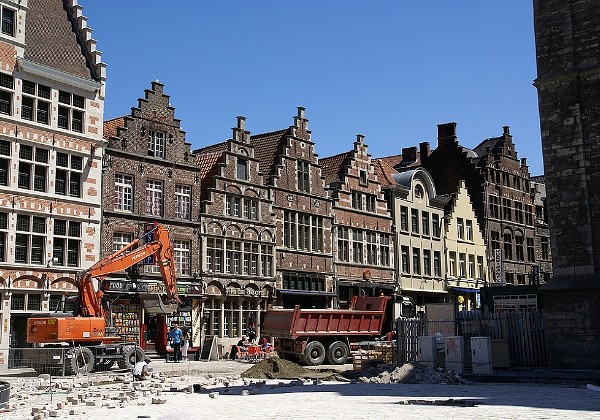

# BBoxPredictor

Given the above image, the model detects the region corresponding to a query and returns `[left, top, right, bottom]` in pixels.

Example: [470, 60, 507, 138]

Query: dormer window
[414, 185, 424, 200]
[237, 158, 248, 180]
[1, 6, 15, 37]
[148, 130, 165, 158]
[359, 170, 368, 186]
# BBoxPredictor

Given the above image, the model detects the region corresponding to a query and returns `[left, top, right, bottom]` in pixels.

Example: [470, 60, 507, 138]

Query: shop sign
[226, 286, 243, 296]
[225, 286, 269, 297]
[102, 280, 164, 294]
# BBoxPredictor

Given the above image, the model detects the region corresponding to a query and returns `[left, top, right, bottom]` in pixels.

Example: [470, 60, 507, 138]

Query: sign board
[494, 249, 504, 284]
[532, 265, 540, 285]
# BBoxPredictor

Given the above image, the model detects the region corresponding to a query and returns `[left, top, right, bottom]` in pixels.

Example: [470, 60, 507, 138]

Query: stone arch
[225, 224, 243, 238]
[206, 221, 225, 236]
[225, 184, 243, 195]
[244, 188, 260, 198]
[260, 230, 275, 243]
[13, 275, 44, 289]
[243, 227, 260, 241]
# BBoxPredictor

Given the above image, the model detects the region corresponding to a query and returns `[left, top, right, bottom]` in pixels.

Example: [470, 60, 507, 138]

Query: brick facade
[320, 135, 395, 307]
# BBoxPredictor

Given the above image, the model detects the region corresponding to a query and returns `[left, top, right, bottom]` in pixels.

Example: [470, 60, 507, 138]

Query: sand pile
[350, 362, 466, 385]
[241, 357, 315, 379]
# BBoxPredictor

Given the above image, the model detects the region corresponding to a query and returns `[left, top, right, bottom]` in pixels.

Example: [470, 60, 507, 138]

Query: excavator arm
[78, 223, 180, 317]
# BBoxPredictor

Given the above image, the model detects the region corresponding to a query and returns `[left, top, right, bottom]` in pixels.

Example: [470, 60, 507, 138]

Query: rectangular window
[489, 195, 500, 219]
[0, 211, 7, 262]
[503, 198, 512, 221]
[423, 249, 431, 276]
[1, 6, 15, 37]
[57, 91, 85, 133]
[412, 248, 421, 275]
[468, 254, 475, 279]
[55, 153, 82, 197]
[21, 81, 51, 125]
[401, 246, 410, 273]
[365, 194, 376, 212]
[514, 202, 524, 224]
[379, 234, 390, 267]
[284, 211, 295, 248]
[0, 72, 13, 115]
[541, 237, 549, 260]
[175, 185, 191, 220]
[112, 232, 133, 252]
[422, 211, 430, 236]
[459, 253, 466, 277]
[359, 170, 368, 186]
[338, 226, 350, 262]
[491, 231, 500, 250]
[298, 213, 310, 250]
[432, 213, 441, 238]
[237, 158, 248, 181]
[261, 245, 273, 276]
[0, 139, 10, 186]
[226, 195, 241, 217]
[366, 231, 377, 265]
[352, 229, 363, 263]
[457, 218, 464, 240]
[352, 191, 363, 210]
[466, 220, 473, 241]
[243, 197, 258, 220]
[15, 214, 46, 264]
[411, 209, 419, 234]
[525, 205, 534, 226]
[207, 238, 223, 273]
[297, 160, 310, 192]
[477, 256, 485, 281]
[400, 206, 408, 231]
[311, 216, 323, 252]
[18, 145, 48, 192]
[145, 180, 163, 216]
[504, 233, 513, 260]
[434, 251, 441, 277]
[174, 240, 191, 276]
[114, 174, 133, 211]
[449, 251, 456, 277]
[53, 219, 81, 267]
[148, 130, 165, 158]
[516, 235, 525, 261]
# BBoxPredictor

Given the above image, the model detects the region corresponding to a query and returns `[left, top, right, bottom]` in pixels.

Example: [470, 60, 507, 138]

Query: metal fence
[396, 310, 547, 368]
[0, 347, 71, 378]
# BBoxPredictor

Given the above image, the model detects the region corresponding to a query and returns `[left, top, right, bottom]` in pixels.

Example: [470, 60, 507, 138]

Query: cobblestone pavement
[2, 360, 599, 419]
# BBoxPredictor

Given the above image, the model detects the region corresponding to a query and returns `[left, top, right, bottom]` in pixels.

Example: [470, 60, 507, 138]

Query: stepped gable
[24, 0, 104, 81]
[372, 158, 398, 187]
[319, 151, 352, 187]
[250, 129, 288, 183]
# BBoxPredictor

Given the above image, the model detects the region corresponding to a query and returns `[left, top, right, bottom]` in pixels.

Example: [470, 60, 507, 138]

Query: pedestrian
[133, 357, 151, 381]
[169, 322, 183, 362]
[181, 327, 190, 362]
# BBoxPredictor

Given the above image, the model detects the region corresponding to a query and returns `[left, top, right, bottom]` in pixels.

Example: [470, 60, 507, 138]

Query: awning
[448, 286, 480, 294]
[278, 289, 337, 297]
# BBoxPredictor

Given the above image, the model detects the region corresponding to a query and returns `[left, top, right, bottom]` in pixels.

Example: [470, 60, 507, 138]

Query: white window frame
[145, 179, 163, 216]
[148, 130, 165, 158]
[175, 185, 191, 219]
[114, 174, 134, 212]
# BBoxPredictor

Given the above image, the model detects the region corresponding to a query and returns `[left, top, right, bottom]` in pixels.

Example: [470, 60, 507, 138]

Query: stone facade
[444, 180, 488, 310]
[320, 135, 395, 308]
[251, 108, 334, 309]
[534, 0, 600, 369]
[194, 116, 276, 342]
[0, 0, 105, 358]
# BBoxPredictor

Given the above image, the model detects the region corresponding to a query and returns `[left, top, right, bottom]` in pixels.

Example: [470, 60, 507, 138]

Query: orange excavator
[26, 223, 181, 375]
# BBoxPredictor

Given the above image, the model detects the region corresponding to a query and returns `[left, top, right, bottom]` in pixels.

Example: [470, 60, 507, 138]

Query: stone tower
[533, 0, 600, 368]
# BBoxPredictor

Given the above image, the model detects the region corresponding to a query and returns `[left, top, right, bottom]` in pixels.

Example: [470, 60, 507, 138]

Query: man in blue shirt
[169, 323, 184, 362]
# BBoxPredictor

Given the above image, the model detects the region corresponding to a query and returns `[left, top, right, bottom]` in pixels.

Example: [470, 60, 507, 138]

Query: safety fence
[396, 310, 547, 368]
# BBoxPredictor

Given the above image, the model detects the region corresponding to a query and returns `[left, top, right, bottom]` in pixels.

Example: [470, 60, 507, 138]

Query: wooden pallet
[351, 344, 394, 370]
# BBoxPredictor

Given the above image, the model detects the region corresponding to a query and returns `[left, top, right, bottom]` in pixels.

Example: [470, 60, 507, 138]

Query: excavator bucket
[140, 294, 179, 314]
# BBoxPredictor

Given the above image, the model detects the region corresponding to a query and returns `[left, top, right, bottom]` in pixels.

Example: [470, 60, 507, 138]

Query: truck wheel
[303, 341, 326, 366]
[65, 347, 95, 375]
[118, 346, 145, 370]
[326, 341, 349, 365]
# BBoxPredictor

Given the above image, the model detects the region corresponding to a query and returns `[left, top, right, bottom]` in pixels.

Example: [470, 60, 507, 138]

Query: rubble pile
[241, 357, 315, 379]
[353, 362, 467, 385]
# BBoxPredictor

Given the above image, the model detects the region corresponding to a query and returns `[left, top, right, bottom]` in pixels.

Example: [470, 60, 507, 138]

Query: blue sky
[79, 1, 544, 175]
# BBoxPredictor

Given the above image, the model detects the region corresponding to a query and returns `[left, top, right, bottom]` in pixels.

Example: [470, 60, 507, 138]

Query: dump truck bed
[263, 296, 390, 339]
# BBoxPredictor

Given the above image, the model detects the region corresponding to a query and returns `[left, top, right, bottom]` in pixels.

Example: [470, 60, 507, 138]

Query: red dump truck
[262, 295, 415, 366]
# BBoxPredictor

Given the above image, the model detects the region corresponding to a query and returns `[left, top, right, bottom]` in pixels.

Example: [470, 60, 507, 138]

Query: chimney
[233, 116, 249, 143]
[402, 146, 418, 162]
[437, 122, 457, 147]
[419, 142, 431, 160]
[503, 126, 510, 136]
[521, 158, 528, 168]
[237, 116, 246, 130]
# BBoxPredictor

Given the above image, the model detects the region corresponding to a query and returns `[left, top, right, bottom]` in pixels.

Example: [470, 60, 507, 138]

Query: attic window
[414, 185, 424, 199]
[359, 170, 368, 186]
[148, 130, 165, 158]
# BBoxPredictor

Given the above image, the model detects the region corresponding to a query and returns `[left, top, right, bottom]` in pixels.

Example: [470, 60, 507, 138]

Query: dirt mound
[241, 357, 315, 379]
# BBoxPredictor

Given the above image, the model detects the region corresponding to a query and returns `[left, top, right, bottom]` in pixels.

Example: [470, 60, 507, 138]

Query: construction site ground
[1, 357, 599, 419]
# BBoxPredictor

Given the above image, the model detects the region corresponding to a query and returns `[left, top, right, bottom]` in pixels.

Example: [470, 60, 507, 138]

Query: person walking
[181, 327, 190, 362]
[169, 323, 184, 362]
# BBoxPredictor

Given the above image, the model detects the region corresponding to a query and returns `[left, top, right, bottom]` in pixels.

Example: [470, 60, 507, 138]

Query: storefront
[102, 279, 205, 353]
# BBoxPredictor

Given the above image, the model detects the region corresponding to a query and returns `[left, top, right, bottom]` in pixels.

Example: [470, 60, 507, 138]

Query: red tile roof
[251, 130, 288, 183]
[319, 151, 351, 187]
[378, 154, 403, 170]
[24, 0, 95, 80]
[373, 158, 399, 187]
[103, 117, 126, 139]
